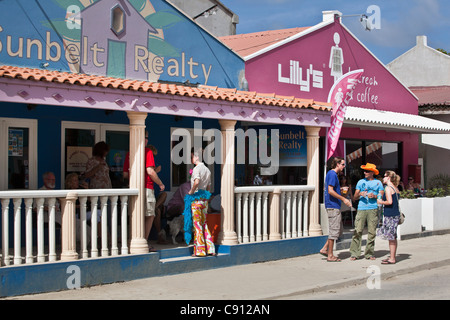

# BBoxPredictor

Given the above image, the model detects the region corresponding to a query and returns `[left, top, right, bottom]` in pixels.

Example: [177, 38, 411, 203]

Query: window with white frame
[61, 121, 129, 189]
[0, 117, 38, 190]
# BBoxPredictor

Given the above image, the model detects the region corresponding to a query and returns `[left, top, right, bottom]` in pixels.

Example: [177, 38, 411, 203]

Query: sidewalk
[7, 233, 450, 300]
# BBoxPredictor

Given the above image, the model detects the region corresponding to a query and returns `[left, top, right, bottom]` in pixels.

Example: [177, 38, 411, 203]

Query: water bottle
[377, 192, 382, 208]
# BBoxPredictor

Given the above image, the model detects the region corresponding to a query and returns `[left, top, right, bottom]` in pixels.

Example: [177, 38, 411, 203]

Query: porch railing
[234, 185, 314, 243]
[0, 189, 138, 266]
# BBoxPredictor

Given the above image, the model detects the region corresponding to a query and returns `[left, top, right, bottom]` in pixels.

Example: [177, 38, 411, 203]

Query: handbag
[393, 187, 405, 225]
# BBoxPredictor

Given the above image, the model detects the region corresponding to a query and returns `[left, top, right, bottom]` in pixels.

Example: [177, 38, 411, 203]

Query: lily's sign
[278, 60, 323, 92]
[326, 69, 364, 160]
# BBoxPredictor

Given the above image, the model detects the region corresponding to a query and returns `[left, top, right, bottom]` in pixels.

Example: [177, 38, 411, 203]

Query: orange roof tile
[220, 27, 310, 57]
[0, 65, 331, 112]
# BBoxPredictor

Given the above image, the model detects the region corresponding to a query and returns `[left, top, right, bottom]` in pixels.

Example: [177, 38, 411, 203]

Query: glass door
[61, 121, 129, 189]
[0, 118, 37, 190]
[62, 122, 98, 188]
[101, 125, 129, 188]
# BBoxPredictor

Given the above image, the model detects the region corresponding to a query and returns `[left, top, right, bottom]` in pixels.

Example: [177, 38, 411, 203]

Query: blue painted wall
[0, 0, 244, 88]
[0, 102, 222, 193]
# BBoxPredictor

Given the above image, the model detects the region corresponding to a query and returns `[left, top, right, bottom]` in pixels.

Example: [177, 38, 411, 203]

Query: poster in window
[67, 146, 92, 172]
[8, 129, 23, 156]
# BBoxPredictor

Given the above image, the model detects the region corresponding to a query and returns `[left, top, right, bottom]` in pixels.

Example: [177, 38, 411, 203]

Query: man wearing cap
[350, 163, 384, 261]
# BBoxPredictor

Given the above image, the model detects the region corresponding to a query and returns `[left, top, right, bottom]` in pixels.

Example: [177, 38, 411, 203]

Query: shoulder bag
[391, 186, 405, 225]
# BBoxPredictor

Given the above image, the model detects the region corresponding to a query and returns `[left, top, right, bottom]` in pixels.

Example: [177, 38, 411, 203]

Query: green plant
[425, 188, 446, 198]
[428, 174, 450, 196]
[436, 48, 449, 55]
[400, 189, 416, 199]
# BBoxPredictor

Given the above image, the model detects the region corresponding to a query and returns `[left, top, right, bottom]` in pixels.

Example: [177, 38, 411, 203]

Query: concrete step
[335, 230, 367, 250]
[160, 252, 229, 264]
[158, 245, 231, 276]
[159, 244, 230, 263]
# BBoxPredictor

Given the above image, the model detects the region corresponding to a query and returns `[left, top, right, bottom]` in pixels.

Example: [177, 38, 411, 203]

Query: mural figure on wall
[329, 32, 344, 83]
[46, 0, 182, 82]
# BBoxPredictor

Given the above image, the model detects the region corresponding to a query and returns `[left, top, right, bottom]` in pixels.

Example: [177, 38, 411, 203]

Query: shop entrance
[345, 140, 401, 187]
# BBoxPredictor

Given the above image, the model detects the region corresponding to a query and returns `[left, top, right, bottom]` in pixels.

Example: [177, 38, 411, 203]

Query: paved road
[287, 264, 450, 300]
[5, 233, 450, 301]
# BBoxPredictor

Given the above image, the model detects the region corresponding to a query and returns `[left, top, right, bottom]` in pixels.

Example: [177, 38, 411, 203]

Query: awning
[344, 106, 450, 133]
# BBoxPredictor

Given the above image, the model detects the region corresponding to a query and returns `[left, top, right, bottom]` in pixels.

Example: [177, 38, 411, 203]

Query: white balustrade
[234, 185, 314, 244]
[0, 189, 137, 267]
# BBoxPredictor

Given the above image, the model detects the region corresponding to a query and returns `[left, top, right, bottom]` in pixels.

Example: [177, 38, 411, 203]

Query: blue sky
[220, 0, 450, 64]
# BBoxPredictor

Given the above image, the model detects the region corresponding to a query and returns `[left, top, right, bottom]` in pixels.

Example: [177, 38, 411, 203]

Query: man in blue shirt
[320, 157, 352, 262]
[350, 163, 384, 261]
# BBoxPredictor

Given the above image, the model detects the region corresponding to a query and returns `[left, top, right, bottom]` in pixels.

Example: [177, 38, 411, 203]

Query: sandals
[381, 259, 396, 264]
[319, 250, 328, 257]
[327, 256, 341, 262]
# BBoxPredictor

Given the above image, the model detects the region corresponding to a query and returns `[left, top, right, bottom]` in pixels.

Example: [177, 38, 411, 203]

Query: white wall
[387, 36, 450, 87]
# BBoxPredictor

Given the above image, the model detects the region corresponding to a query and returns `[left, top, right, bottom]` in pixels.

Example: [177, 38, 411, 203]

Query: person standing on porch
[377, 170, 401, 264]
[184, 148, 215, 257]
[350, 163, 384, 261]
[319, 157, 352, 262]
[123, 132, 165, 251]
[143, 136, 165, 251]
[84, 141, 112, 189]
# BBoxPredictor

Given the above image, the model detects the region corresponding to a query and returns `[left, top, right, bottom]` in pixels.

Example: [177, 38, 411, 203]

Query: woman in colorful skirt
[184, 148, 216, 257]
[377, 170, 401, 264]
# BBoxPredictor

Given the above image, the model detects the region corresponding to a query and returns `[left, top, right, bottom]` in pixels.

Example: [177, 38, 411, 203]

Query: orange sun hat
[360, 163, 379, 175]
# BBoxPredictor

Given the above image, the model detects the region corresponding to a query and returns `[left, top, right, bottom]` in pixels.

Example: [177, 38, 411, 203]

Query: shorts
[145, 188, 156, 217]
[327, 208, 343, 240]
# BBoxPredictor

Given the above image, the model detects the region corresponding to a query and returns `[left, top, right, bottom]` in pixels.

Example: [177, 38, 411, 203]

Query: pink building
[221, 11, 450, 186]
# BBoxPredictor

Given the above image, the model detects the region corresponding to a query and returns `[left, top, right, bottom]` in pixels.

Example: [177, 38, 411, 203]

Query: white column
[13, 198, 22, 265]
[60, 192, 79, 261]
[120, 195, 129, 255]
[79, 196, 88, 259]
[262, 192, 269, 241]
[305, 126, 322, 236]
[25, 198, 33, 264]
[218, 119, 238, 245]
[285, 191, 292, 238]
[2, 199, 10, 266]
[111, 195, 119, 256]
[47, 198, 57, 262]
[127, 112, 149, 254]
[255, 192, 262, 241]
[36, 198, 45, 262]
[90, 196, 99, 258]
[100, 196, 109, 257]
[235, 193, 242, 243]
[242, 193, 249, 243]
[269, 188, 282, 240]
